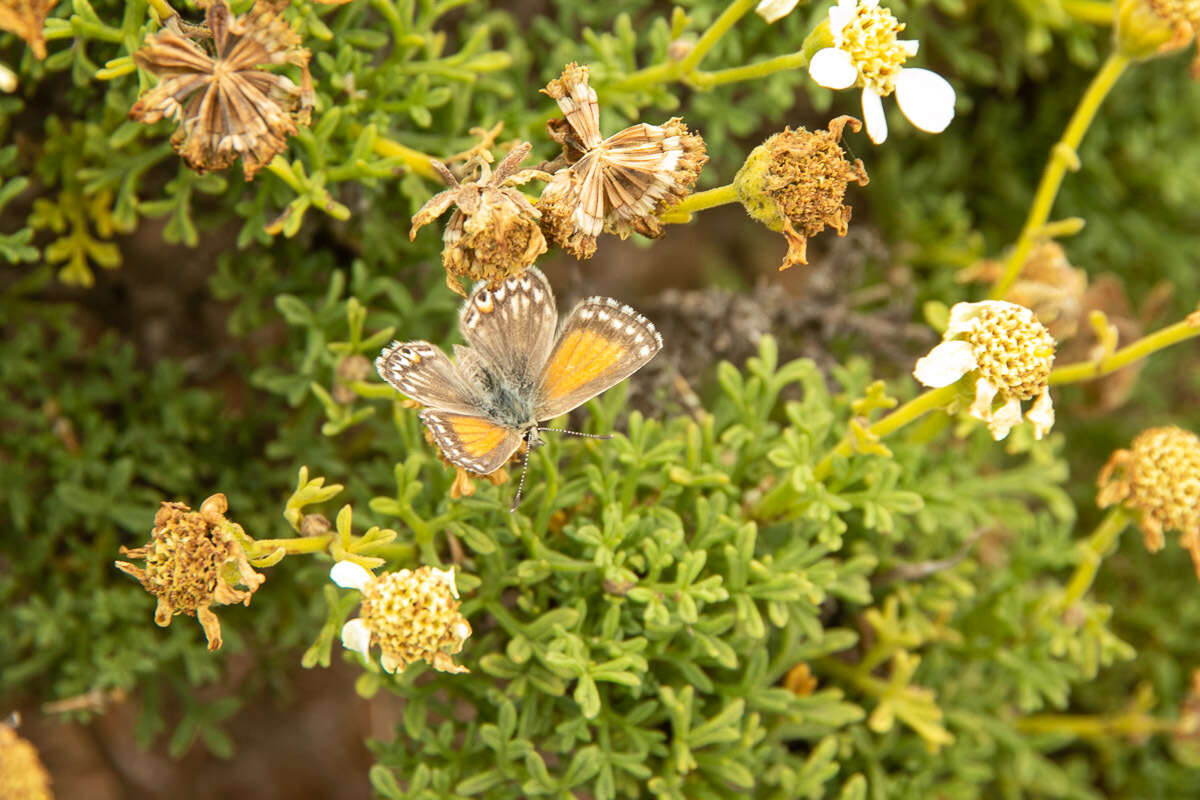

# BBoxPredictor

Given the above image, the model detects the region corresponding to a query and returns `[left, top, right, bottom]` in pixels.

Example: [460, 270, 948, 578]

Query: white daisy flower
[913, 301, 1057, 441]
[330, 560, 471, 675]
[808, 0, 956, 144]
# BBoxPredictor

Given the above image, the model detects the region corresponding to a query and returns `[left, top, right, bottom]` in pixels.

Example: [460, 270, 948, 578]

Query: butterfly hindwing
[459, 268, 558, 392]
[376, 341, 481, 415]
[419, 409, 525, 475]
[534, 297, 662, 421]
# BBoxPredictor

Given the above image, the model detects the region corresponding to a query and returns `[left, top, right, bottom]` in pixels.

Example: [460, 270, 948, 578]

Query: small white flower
[913, 301, 1057, 441]
[756, 0, 801, 23]
[328, 560, 472, 675]
[808, 0, 956, 144]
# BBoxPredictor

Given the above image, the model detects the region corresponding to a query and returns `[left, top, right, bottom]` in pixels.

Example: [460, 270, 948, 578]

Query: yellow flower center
[360, 567, 470, 669]
[1123, 427, 1200, 536]
[837, 3, 911, 96]
[965, 305, 1055, 401]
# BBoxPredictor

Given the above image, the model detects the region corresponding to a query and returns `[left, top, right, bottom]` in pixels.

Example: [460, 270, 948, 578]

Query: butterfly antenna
[537, 427, 614, 440]
[510, 444, 534, 513]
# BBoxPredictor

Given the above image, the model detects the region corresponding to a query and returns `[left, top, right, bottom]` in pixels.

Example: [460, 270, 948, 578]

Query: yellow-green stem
[1059, 506, 1130, 609]
[692, 51, 810, 89]
[249, 534, 333, 557]
[1061, 0, 1115, 24]
[812, 385, 958, 480]
[1049, 316, 1200, 384]
[146, 0, 176, 21]
[679, 0, 758, 74]
[991, 51, 1130, 298]
[1016, 710, 1176, 739]
[365, 134, 441, 181]
[662, 183, 739, 222]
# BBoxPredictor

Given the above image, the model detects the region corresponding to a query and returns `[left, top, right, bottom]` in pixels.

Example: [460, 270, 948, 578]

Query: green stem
[1061, 0, 1114, 24]
[662, 183, 739, 221]
[362, 132, 440, 181]
[680, 0, 758, 73]
[991, 51, 1130, 299]
[1059, 507, 1130, 610]
[812, 385, 958, 481]
[1049, 316, 1200, 385]
[248, 535, 333, 557]
[146, 0, 176, 21]
[692, 51, 810, 89]
[1016, 710, 1177, 740]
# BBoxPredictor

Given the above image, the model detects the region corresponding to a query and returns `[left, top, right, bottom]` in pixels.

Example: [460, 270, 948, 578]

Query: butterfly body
[377, 268, 661, 480]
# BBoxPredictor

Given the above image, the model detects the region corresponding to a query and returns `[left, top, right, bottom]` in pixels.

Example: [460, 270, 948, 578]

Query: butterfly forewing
[459, 268, 558, 391]
[534, 297, 663, 421]
[419, 409, 525, 475]
[376, 341, 481, 415]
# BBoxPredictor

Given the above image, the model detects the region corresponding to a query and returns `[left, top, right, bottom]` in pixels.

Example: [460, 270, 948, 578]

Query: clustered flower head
[0, 721, 54, 800]
[410, 143, 551, 296]
[1115, 0, 1200, 74]
[536, 62, 708, 259]
[808, 0, 956, 144]
[129, 0, 314, 180]
[733, 116, 869, 270]
[1097, 426, 1200, 576]
[115, 493, 264, 651]
[914, 300, 1056, 440]
[330, 561, 472, 675]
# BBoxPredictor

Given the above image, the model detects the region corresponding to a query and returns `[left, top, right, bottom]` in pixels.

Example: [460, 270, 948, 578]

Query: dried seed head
[536, 63, 707, 259]
[129, 0, 314, 180]
[333, 354, 371, 404]
[914, 301, 1056, 440]
[115, 493, 264, 651]
[1098, 426, 1200, 575]
[1116, 0, 1200, 72]
[0, 724, 53, 800]
[0, 0, 54, 59]
[734, 117, 869, 270]
[410, 143, 550, 296]
[960, 242, 1088, 341]
[334, 563, 472, 674]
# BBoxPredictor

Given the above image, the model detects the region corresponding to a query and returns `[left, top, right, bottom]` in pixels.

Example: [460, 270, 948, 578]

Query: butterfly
[538, 62, 707, 260]
[376, 267, 662, 506]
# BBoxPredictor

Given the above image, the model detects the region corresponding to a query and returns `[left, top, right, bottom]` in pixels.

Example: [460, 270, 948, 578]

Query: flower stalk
[991, 51, 1131, 298]
[1059, 506, 1131, 609]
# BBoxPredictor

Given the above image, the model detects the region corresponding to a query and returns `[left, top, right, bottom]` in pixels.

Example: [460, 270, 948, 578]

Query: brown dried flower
[1098, 426, 1200, 577]
[960, 241, 1088, 341]
[0, 0, 53, 59]
[0, 722, 53, 800]
[333, 353, 371, 404]
[536, 62, 708, 260]
[733, 117, 869, 270]
[115, 493, 264, 651]
[410, 142, 550, 296]
[129, 0, 314, 180]
[331, 561, 472, 675]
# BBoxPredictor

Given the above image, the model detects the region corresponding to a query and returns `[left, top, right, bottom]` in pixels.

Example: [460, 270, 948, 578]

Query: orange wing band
[541, 329, 626, 401]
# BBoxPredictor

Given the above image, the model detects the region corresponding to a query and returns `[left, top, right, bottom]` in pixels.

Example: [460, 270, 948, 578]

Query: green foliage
[5, 0, 1200, 796]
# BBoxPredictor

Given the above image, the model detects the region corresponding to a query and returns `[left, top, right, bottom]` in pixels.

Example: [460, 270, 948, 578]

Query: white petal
[0, 65, 16, 94]
[340, 618, 371, 659]
[987, 397, 1023, 441]
[809, 48, 858, 90]
[330, 561, 373, 592]
[861, 88, 888, 144]
[898, 39, 920, 57]
[946, 301, 1007, 336]
[829, 0, 857, 34]
[895, 68, 956, 134]
[756, 0, 800, 23]
[968, 377, 999, 424]
[380, 653, 400, 674]
[1026, 387, 1055, 439]
[431, 566, 459, 599]
[913, 340, 977, 388]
